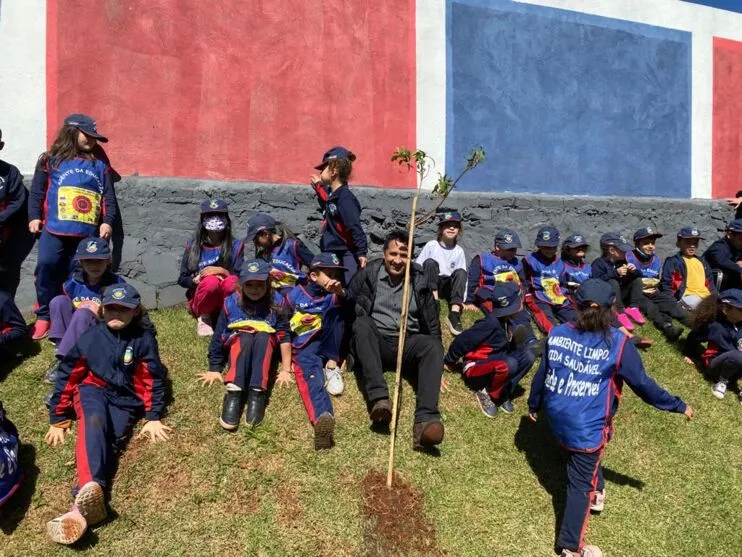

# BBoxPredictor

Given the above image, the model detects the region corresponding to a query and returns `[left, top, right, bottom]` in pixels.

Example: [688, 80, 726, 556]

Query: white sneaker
[712, 381, 727, 399]
[590, 488, 605, 512]
[325, 365, 344, 396]
[196, 316, 214, 337]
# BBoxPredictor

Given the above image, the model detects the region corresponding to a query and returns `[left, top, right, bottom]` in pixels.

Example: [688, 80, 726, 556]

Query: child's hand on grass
[44, 425, 68, 446]
[463, 303, 478, 312]
[196, 371, 223, 386]
[684, 405, 694, 421]
[139, 420, 172, 443]
[277, 366, 294, 387]
[440, 376, 449, 394]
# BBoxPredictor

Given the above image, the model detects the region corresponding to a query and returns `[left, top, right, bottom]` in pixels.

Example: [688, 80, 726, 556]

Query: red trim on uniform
[312, 183, 329, 202]
[0, 326, 11, 335]
[55, 357, 89, 417]
[223, 336, 243, 385]
[464, 359, 511, 399]
[259, 336, 277, 390]
[292, 356, 317, 424]
[133, 361, 154, 412]
[332, 219, 356, 250]
[81, 374, 108, 389]
[577, 445, 605, 551]
[525, 294, 554, 334]
[73, 391, 93, 488]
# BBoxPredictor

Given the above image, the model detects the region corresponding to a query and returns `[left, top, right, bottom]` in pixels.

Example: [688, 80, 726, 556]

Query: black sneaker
[44, 359, 61, 385]
[244, 388, 266, 428]
[447, 311, 463, 336]
[314, 412, 335, 450]
[662, 324, 683, 342]
[219, 388, 244, 431]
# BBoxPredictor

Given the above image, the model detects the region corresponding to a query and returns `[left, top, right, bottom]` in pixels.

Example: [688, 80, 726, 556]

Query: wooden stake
[387, 193, 420, 489]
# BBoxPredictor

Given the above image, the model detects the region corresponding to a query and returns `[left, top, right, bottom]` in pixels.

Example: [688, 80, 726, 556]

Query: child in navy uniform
[688, 289, 742, 403]
[178, 199, 244, 337]
[28, 114, 118, 340]
[284, 253, 349, 450]
[309, 146, 368, 284]
[523, 226, 576, 333]
[660, 227, 714, 310]
[416, 211, 467, 335]
[246, 213, 315, 296]
[561, 234, 591, 292]
[627, 227, 688, 340]
[445, 282, 536, 418]
[703, 219, 742, 292]
[0, 401, 22, 510]
[0, 290, 27, 354]
[528, 279, 693, 557]
[201, 259, 291, 431]
[45, 284, 170, 545]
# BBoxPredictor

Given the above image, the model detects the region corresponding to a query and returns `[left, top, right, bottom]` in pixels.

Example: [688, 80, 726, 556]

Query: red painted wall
[47, 0, 416, 188]
[713, 37, 742, 199]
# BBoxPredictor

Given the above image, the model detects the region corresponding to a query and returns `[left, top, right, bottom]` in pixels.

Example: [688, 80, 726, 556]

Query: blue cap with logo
[633, 227, 663, 243]
[575, 278, 616, 309]
[246, 213, 277, 241]
[240, 258, 271, 281]
[310, 252, 348, 271]
[727, 219, 742, 233]
[535, 226, 560, 248]
[475, 282, 522, 317]
[314, 146, 352, 170]
[600, 232, 633, 253]
[200, 199, 229, 215]
[495, 229, 522, 249]
[719, 288, 742, 308]
[76, 237, 111, 260]
[438, 211, 462, 226]
[677, 226, 704, 240]
[102, 284, 141, 308]
[564, 234, 589, 248]
[64, 113, 108, 143]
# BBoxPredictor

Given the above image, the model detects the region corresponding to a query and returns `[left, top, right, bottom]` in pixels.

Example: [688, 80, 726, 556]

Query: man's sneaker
[75, 481, 107, 526]
[616, 313, 635, 331]
[369, 398, 392, 425]
[314, 412, 335, 450]
[662, 324, 683, 342]
[475, 389, 498, 418]
[499, 399, 515, 414]
[446, 311, 463, 336]
[45, 358, 61, 385]
[559, 546, 603, 557]
[324, 364, 344, 396]
[590, 488, 605, 512]
[412, 420, 444, 451]
[31, 319, 50, 340]
[244, 388, 266, 428]
[196, 316, 214, 337]
[624, 306, 646, 325]
[712, 380, 728, 399]
[47, 509, 87, 545]
[219, 386, 244, 430]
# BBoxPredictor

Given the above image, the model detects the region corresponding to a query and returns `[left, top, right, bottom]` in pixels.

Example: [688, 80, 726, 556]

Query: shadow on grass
[0, 341, 42, 383]
[0, 443, 40, 535]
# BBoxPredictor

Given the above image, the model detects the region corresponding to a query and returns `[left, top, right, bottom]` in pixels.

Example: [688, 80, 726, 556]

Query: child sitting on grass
[561, 234, 591, 292]
[45, 284, 170, 545]
[660, 226, 714, 310]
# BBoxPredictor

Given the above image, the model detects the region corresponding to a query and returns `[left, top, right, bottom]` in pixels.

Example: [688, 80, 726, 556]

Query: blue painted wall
[447, 0, 692, 197]
[682, 0, 742, 14]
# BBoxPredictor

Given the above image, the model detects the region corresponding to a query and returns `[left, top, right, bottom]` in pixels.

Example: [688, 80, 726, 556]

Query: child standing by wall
[28, 114, 118, 340]
[445, 282, 536, 418]
[660, 227, 714, 310]
[284, 253, 349, 449]
[178, 199, 244, 337]
[199, 259, 291, 431]
[45, 284, 170, 545]
[246, 212, 315, 296]
[416, 211, 467, 335]
[528, 279, 693, 557]
[309, 146, 367, 284]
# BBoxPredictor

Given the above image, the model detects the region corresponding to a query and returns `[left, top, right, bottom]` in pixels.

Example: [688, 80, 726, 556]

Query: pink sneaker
[196, 316, 214, 337]
[31, 319, 50, 340]
[624, 306, 646, 325]
[616, 313, 634, 331]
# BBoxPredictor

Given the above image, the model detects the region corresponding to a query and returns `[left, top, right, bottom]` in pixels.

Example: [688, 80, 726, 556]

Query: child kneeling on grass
[527, 279, 693, 557]
[444, 282, 536, 418]
[283, 253, 349, 450]
[199, 259, 291, 431]
[45, 284, 170, 545]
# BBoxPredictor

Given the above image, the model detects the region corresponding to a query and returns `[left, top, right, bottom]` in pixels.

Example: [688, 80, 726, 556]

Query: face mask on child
[203, 216, 228, 232]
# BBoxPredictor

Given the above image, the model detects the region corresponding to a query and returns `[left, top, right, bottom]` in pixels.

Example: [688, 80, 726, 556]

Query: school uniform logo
[209, 200, 219, 209]
[444, 212, 453, 220]
[123, 345, 134, 365]
[503, 234, 513, 244]
[327, 203, 338, 216]
[247, 262, 260, 273]
[111, 288, 126, 300]
[497, 296, 510, 307]
[691, 228, 699, 236]
[86, 241, 98, 253]
[542, 231, 551, 240]
[645, 228, 653, 235]
[736, 337, 742, 351]
[331, 254, 339, 265]
[573, 235, 584, 243]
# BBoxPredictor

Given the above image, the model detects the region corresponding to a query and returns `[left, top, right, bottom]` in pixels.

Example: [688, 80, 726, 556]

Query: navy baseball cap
[575, 279, 616, 309]
[677, 226, 704, 240]
[535, 226, 560, 248]
[314, 146, 352, 170]
[64, 113, 108, 143]
[310, 252, 348, 271]
[476, 282, 522, 317]
[633, 227, 663, 242]
[564, 234, 589, 248]
[495, 229, 522, 249]
[438, 211, 462, 226]
[76, 237, 111, 260]
[246, 213, 277, 241]
[240, 259, 271, 281]
[200, 199, 229, 214]
[600, 232, 633, 253]
[727, 219, 742, 233]
[102, 284, 140, 308]
[719, 289, 742, 308]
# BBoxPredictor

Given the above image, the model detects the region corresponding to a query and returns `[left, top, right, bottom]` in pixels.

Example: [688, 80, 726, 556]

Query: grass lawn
[1, 306, 741, 556]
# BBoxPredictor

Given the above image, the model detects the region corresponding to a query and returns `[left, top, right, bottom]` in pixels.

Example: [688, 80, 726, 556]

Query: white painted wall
[0, 0, 46, 174]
